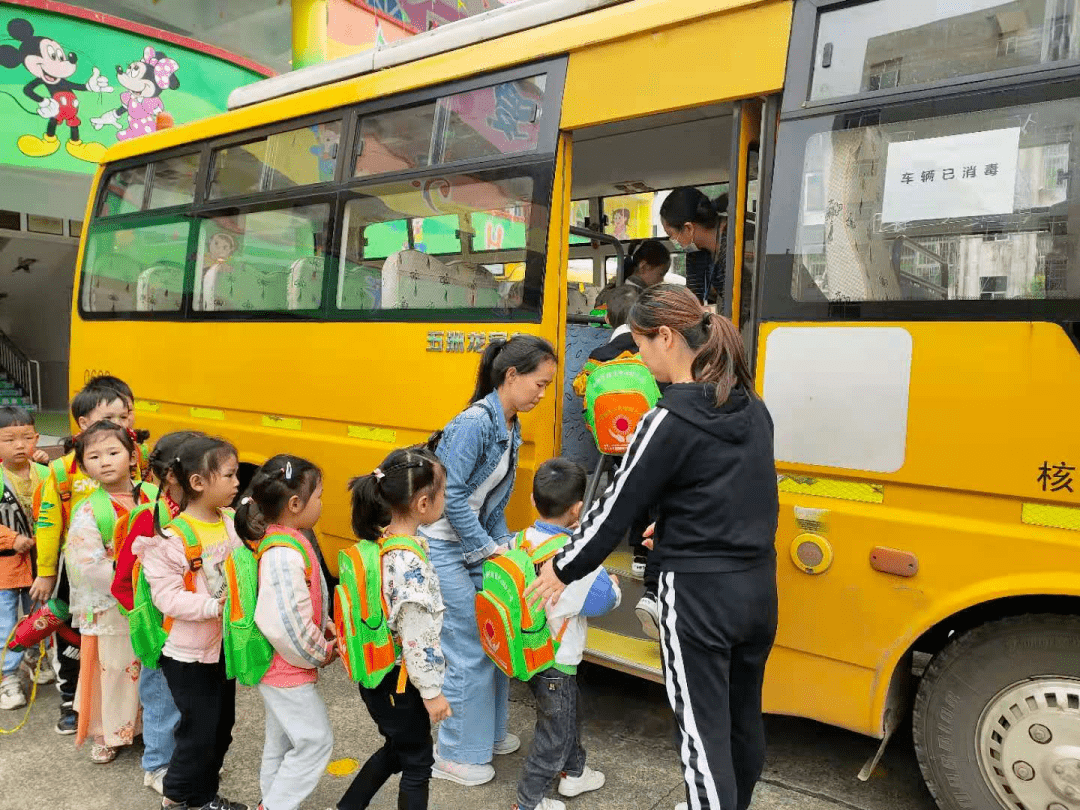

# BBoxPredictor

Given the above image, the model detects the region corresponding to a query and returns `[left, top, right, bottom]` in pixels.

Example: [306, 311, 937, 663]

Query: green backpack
[334, 535, 427, 689]
[584, 356, 661, 455]
[129, 514, 202, 669]
[475, 531, 570, 681]
[222, 528, 314, 687]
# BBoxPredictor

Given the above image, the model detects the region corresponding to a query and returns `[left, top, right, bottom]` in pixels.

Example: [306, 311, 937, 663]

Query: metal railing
[0, 329, 39, 410]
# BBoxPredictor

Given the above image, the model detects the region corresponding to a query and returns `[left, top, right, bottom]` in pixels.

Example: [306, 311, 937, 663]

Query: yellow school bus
[69, 1, 1080, 807]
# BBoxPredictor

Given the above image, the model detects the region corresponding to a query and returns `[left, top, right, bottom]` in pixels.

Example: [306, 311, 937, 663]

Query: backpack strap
[256, 530, 313, 584]
[379, 535, 428, 562]
[518, 531, 569, 565]
[167, 515, 204, 590]
[51, 455, 72, 503]
[87, 487, 119, 550]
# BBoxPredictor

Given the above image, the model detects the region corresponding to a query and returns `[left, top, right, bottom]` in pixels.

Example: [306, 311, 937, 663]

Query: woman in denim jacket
[422, 335, 557, 787]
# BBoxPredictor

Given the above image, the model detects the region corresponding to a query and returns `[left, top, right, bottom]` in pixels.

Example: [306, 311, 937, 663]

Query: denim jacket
[429, 390, 522, 564]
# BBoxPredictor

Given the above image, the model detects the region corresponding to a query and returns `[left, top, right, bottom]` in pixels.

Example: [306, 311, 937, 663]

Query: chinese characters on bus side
[901, 164, 998, 184]
[427, 330, 511, 353]
[1038, 461, 1075, 494]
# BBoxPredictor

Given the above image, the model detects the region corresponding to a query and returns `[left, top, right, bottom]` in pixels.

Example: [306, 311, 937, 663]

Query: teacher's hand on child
[642, 522, 655, 551]
[424, 693, 453, 724]
[526, 559, 566, 610]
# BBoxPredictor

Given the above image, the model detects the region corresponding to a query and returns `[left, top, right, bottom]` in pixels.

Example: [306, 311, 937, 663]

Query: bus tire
[913, 614, 1080, 810]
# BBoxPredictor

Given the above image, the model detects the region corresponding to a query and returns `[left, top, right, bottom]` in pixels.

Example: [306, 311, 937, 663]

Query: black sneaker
[198, 797, 248, 810]
[635, 591, 660, 640]
[55, 702, 77, 735]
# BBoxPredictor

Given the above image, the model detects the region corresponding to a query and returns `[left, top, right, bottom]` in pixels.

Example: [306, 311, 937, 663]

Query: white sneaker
[635, 592, 660, 640]
[631, 556, 647, 578]
[144, 766, 167, 794]
[493, 732, 521, 755]
[432, 752, 495, 786]
[21, 656, 55, 684]
[535, 800, 566, 810]
[675, 804, 688, 810]
[559, 765, 605, 797]
[0, 673, 26, 710]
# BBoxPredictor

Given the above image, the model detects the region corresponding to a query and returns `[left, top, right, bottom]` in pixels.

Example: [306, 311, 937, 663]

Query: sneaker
[631, 554, 647, 578]
[432, 751, 495, 786]
[493, 732, 521, 755]
[198, 797, 248, 810]
[558, 765, 605, 797]
[55, 702, 77, 734]
[21, 655, 56, 684]
[0, 673, 26, 710]
[512, 800, 566, 810]
[144, 766, 168, 794]
[161, 801, 186, 810]
[635, 592, 660, 640]
[90, 742, 118, 763]
[675, 804, 688, 810]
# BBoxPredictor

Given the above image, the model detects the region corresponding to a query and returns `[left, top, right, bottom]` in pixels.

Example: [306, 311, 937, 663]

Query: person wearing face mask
[421, 335, 559, 788]
[661, 188, 728, 305]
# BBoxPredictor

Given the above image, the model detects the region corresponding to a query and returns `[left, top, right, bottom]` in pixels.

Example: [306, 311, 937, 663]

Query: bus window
[336, 169, 543, 317]
[98, 152, 199, 217]
[194, 203, 331, 312]
[81, 218, 189, 313]
[789, 96, 1080, 303]
[209, 120, 341, 198]
[353, 75, 548, 178]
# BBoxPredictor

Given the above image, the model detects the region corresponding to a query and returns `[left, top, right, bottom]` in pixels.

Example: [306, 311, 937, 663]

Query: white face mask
[669, 226, 698, 253]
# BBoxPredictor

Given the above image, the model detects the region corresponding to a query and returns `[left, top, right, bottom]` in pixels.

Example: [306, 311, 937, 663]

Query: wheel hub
[978, 678, 1080, 809]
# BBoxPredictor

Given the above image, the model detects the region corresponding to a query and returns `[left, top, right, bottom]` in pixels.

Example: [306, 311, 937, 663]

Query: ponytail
[467, 334, 557, 406]
[349, 447, 444, 542]
[234, 454, 321, 545]
[628, 283, 754, 407]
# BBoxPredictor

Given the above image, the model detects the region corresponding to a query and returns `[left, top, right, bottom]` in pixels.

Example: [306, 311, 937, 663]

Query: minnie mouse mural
[91, 46, 179, 140]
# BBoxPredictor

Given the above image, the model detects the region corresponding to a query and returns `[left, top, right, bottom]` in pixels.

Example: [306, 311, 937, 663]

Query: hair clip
[373, 468, 385, 481]
[240, 496, 252, 505]
[284, 461, 293, 481]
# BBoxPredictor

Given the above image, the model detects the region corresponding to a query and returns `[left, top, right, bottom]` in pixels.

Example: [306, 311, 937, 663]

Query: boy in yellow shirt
[29, 376, 146, 734]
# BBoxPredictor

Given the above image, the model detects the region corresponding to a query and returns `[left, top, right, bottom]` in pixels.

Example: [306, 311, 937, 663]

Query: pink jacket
[133, 514, 241, 665]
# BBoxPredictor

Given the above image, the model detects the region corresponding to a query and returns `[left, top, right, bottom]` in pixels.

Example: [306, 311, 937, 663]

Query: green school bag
[474, 531, 570, 681]
[334, 535, 427, 689]
[222, 528, 314, 686]
[128, 514, 201, 669]
[584, 357, 661, 455]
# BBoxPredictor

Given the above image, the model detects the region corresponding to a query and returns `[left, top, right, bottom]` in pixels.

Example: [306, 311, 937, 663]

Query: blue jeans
[140, 664, 180, 772]
[0, 588, 30, 675]
[427, 537, 508, 765]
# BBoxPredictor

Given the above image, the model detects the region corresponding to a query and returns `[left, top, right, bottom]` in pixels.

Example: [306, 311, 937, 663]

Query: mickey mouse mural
[0, 17, 112, 162]
[91, 47, 180, 140]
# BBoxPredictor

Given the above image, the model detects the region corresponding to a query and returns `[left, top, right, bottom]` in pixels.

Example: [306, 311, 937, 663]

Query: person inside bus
[661, 188, 727, 305]
[593, 239, 671, 311]
[421, 335, 558, 787]
[527, 284, 779, 810]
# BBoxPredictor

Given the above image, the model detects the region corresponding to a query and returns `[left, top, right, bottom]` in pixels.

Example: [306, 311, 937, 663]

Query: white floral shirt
[382, 537, 446, 699]
[65, 495, 130, 635]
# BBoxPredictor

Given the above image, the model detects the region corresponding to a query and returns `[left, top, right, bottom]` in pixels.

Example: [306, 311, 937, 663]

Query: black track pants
[657, 561, 778, 810]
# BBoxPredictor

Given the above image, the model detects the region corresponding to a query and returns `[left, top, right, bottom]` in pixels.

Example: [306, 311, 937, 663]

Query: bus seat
[567, 285, 591, 316]
[287, 256, 324, 310]
[561, 323, 609, 469]
[381, 249, 499, 309]
[135, 263, 184, 312]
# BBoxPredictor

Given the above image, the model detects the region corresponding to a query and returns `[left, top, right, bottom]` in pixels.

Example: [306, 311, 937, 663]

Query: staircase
[0, 330, 40, 411]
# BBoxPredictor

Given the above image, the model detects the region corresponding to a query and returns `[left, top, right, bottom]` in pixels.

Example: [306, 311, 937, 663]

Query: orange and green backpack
[222, 528, 314, 686]
[334, 535, 427, 689]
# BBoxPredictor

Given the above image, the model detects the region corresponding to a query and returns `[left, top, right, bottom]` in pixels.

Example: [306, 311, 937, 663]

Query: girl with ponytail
[111, 430, 201, 794]
[529, 284, 779, 810]
[423, 334, 556, 785]
[340, 447, 450, 810]
[234, 454, 336, 810]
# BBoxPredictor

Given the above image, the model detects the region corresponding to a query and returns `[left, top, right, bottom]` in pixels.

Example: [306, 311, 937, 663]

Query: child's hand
[13, 534, 34, 554]
[641, 522, 655, 551]
[29, 575, 55, 603]
[215, 595, 226, 616]
[609, 574, 620, 588]
[32, 449, 49, 464]
[423, 693, 453, 724]
[323, 624, 339, 665]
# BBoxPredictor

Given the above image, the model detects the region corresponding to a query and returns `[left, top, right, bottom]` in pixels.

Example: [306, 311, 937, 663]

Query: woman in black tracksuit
[529, 283, 779, 810]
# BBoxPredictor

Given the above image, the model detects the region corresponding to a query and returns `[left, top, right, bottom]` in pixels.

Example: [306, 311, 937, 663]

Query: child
[30, 375, 144, 733]
[0, 406, 47, 710]
[112, 431, 200, 794]
[233, 454, 336, 810]
[513, 458, 620, 810]
[64, 421, 154, 762]
[136, 434, 247, 810]
[340, 447, 452, 810]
